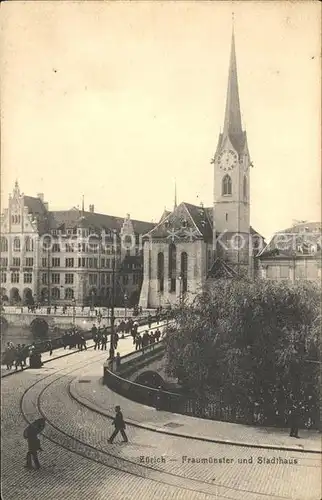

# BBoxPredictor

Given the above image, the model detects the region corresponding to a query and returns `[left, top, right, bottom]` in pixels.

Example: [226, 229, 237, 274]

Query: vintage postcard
[1, 1, 321, 499]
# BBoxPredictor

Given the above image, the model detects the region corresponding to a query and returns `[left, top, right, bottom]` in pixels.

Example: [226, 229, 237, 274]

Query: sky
[1, 1, 321, 240]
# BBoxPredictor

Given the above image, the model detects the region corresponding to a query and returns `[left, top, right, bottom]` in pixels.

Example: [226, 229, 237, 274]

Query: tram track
[19, 354, 318, 500]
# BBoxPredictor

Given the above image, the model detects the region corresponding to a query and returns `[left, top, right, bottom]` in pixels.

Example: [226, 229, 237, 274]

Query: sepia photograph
[0, 1, 321, 499]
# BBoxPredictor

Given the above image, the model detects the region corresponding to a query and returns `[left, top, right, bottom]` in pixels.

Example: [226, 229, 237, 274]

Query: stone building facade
[257, 222, 321, 282]
[0, 181, 154, 307]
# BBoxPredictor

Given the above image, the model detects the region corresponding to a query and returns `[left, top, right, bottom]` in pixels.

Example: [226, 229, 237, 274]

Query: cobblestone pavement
[71, 364, 321, 453]
[2, 350, 320, 500]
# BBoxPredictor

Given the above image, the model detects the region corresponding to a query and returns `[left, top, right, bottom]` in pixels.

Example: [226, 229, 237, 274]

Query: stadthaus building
[0, 182, 154, 307]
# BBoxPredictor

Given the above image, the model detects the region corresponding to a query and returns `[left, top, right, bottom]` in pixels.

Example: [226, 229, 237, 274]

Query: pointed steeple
[223, 23, 243, 139]
[81, 195, 85, 215]
[174, 180, 177, 209]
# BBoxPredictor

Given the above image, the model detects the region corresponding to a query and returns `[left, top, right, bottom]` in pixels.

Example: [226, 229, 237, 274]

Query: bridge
[0, 306, 155, 338]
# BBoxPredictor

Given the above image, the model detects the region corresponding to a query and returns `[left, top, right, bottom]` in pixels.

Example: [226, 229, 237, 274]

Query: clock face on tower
[218, 149, 238, 171]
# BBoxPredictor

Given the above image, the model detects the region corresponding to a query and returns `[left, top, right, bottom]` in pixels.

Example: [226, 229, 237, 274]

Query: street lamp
[178, 275, 183, 305]
[109, 230, 117, 360]
[124, 293, 128, 320]
[72, 298, 76, 327]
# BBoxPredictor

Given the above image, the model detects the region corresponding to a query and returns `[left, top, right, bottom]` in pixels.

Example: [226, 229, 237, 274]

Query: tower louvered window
[222, 175, 232, 196]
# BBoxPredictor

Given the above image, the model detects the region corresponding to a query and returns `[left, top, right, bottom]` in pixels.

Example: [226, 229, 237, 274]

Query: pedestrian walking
[101, 332, 108, 350]
[115, 352, 121, 370]
[289, 401, 302, 438]
[24, 418, 46, 469]
[108, 406, 128, 443]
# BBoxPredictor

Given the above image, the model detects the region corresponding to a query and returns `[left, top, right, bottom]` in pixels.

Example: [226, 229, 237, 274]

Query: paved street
[1, 328, 321, 500]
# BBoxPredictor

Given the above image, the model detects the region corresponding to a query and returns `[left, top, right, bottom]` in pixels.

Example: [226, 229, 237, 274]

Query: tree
[164, 279, 321, 426]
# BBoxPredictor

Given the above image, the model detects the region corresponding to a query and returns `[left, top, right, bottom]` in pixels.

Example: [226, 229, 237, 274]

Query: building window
[11, 215, 21, 224]
[65, 258, 74, 268]
[11, 272, 20, 283]
[42, 258, 47, 268]
[78, 257, 86, 268]
[157, 252, 164, 293]
[24, 273, 32, 284]
[89, 274, 98, 285]
[65, 288, 74, 300]
[101, 258, 105, 268]
[52, 287, 60, 300]
[101, 274, 106, 285]
[225, 213, 228, 222]
[25, 258, 34, 267]
[280, 266, 289, 279]
[123, 275, 129, 285]
[133, 273, 140, 285]
[169, 243, 176, 292]
[65, 273, 74, 284]
[52, 258, 60, 267]
[243, 175, 247, 199]
[52, 243, 60, 252]
[180, 252, 188, 293]
[126, 249, 130, 257]
[88, 258, 93, 268]
[105, 259, 111, 269]
[1, 272, 7, 283]
[42, 273, 47, 284]
[52, 273, 60, 284]
[93, 258, 98, 268]
[0, 237, 8, 252]
[24, 237, 34, 252]
[0, 257, 8, 267]
[106, 274, 111, 285]
[13, 257, 20, 267]
[222, 175, 232, 196]
[13, 237, 21, 252]
[65, 243, 74, 252]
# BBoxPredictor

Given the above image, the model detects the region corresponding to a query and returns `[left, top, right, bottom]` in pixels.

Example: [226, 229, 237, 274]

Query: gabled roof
[207, 258, 238, 279]
[258, 221, 321, 259]
[145, 202, 213, 242]
[49, 209, 154, 234]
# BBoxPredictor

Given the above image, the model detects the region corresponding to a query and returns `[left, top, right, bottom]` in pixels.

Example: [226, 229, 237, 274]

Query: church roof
[207, 258, 239, 279]
[145, 202, 213, 242]
[258, 221, 321, 259]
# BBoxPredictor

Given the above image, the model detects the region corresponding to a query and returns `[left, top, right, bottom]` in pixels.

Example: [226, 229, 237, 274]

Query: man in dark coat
[289, 401, 302, 438]
[24, 418, 46, 469]
[108, 406, 128, 443]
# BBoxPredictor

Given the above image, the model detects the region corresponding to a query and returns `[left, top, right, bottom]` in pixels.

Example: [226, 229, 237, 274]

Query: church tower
[212, 25, 252, 275]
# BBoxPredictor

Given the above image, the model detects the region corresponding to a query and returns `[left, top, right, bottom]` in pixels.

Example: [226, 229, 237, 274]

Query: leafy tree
[164, 279, 321, 426]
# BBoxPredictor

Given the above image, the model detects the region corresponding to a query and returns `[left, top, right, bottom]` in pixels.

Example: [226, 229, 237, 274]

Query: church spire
[223, 22, 243, 138]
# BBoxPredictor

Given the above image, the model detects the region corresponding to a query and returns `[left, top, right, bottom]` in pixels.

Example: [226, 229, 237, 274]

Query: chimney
[37, 193, 44, 202]
[89, 204, 94, 213]
[44, 202, 49, 210]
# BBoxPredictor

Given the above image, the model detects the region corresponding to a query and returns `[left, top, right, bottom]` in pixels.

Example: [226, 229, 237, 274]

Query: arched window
[222, 175, 232, 196]
[157, 252, 164, 293]
[65, 288, 74, 300]
[243, 175, 247, 199]
[51, 287, 60, 300]
[180, 252, 188, 293]
[168, 243, 176, 292]
[0, 237, 8, 252]
[25, 236, 33, 252]
[13, 237, 21, 252]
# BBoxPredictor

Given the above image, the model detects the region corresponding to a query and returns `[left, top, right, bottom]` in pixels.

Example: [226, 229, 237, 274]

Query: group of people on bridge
[2, 341, 46, 371]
